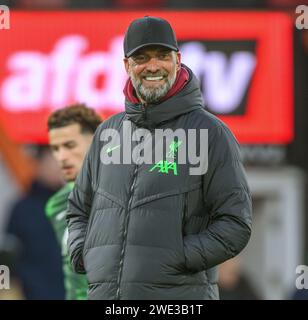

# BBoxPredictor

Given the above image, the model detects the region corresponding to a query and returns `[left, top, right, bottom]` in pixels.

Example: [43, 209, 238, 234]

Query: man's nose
[57, 148, 68, 162]
[145, 57, 160, 73]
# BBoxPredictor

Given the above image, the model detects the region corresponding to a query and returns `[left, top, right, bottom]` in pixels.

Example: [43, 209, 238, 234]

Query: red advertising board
[0, 11, 293, 144]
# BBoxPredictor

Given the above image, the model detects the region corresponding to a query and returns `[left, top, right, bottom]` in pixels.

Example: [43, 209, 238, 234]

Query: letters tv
[179, 40, 257, 116]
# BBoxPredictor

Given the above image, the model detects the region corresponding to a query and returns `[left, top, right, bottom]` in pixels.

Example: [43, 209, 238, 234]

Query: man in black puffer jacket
[67, 16, 252, 300]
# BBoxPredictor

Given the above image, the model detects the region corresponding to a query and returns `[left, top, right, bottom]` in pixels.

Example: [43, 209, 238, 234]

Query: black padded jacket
[67, 66, 252, 300]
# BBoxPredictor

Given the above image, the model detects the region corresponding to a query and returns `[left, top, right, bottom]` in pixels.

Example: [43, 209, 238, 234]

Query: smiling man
[46, 104, 101, 299]
[67, 16, 252, 300]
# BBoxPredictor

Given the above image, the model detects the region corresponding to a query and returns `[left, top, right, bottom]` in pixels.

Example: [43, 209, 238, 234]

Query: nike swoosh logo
[106, 144, 120, 154]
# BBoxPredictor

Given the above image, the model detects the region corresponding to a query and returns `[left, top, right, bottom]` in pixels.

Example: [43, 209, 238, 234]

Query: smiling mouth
[144, 76, 164, 81]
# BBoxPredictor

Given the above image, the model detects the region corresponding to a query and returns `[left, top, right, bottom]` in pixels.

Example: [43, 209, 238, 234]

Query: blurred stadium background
[0, 0, 308, 300]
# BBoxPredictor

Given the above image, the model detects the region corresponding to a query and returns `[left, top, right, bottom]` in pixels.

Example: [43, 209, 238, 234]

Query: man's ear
[176, 52, 181, 71]
[124, 58, 130, 74]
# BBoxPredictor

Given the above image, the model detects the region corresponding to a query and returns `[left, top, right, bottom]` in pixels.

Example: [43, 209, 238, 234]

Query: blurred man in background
[46, 104, 101, 300]
[218, 256, 260, 300]
[6, 145, 65, 299]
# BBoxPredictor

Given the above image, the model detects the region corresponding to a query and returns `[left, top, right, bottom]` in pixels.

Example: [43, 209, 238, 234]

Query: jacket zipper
[115, 135, 143, 300]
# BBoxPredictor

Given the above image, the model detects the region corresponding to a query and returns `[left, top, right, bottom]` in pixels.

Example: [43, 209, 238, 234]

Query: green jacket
[46, 182, 88, 300]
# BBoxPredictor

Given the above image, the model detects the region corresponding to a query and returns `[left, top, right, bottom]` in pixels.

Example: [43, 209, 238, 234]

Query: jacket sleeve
[66, 143, 95, 274]
[183, 123, 252, 272]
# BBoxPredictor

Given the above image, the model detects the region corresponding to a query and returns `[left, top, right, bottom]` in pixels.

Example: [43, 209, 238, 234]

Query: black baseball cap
[124, 16, 179, 58]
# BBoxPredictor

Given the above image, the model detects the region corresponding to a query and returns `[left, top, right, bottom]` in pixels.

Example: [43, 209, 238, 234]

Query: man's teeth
[145, 76, 163, 81]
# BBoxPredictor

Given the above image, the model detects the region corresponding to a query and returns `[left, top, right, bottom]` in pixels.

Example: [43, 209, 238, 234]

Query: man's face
[124, 45, 181, 104]
[48, 123, 93, 182]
